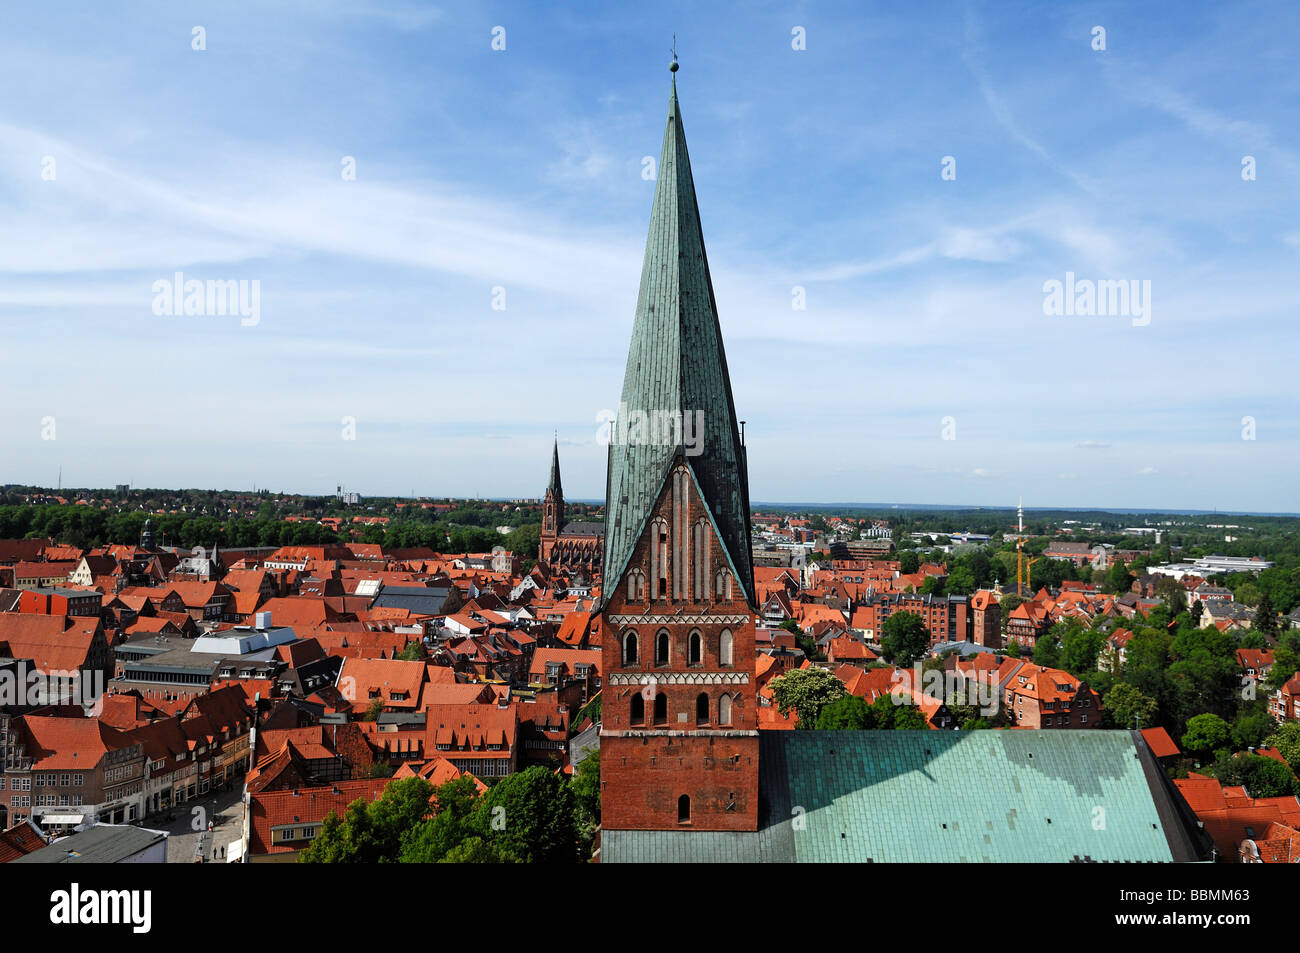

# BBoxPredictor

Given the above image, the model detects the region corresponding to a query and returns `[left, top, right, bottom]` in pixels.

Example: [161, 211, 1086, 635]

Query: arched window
[678, 794, 691, 824]
[692, 518, 710, 600]
[623, 630, 638, 666]
[715, 569, 732, 601]
[630, 692, 644, 725]
[688, 630, 702, 666]
[627, 570, 645, 602]
[696, 692, 709, 725]
[719, 693, 733, 725]
[653, 692, 668, 726]
[651, 518, 669, 600]
[655, 629, 670, 666]
[719, 628, 733, 667]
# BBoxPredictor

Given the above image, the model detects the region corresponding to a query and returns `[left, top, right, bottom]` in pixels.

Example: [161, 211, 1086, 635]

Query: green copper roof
[548, 437, 562, 498]
[602, 76, 754, 606]
[602, 730, 1207, 863]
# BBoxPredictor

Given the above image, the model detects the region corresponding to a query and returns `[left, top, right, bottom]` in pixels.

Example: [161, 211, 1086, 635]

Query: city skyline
[3, 1, 1297, 511]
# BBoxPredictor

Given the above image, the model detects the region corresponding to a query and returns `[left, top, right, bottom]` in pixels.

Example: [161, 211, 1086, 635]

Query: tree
[1104, 682, 1159, 730]
[572, 752, 600, 858]
[1254, 590, 1278, 640]
[1214, 753, 1300, 798]
[899, 551, 920, 575]
[399, 776, 489, 863]
[891, 706, 930, 730]
[1181, 713, 1231, 757]
[945, 565, 975, 596]
[1265, 722, 1300, 773]
[300, 777, 433, 864]
[473, 766, 578, 863]
[1232, 706, 1276, 751]
[1103, 561, 1132, 595]
[880, 611, 930, 668]
[770, 667, 847, 729]
[397, 640, 428, 661]
[815, 694, 872, 730]
[440, 835, 511, 863]
[1154, 575, 1186, 612]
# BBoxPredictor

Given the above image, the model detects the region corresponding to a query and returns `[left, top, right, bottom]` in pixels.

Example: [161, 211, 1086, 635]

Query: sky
[1, 1, 1297, 512]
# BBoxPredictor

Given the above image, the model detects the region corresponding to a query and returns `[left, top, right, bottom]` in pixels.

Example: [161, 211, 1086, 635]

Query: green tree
[1103, 561, 1133, 595]
[1105, 682, 1159, 730]
[891, 706, 930, 730]
[1264, 722, 1300, 773]
[1253, 590, 1278, 640]
[300, 777, 433, 863]
[945, 566, 976, 596]
[1213, 753, 1300, 798]
[473, 766, 578, 863]
[880, 611, 930, 668]
[815, 694, 872, 730]
[440, 835, 511, 863]
[770, 667, 847, 729]
[1232, 706, 1276, 751]
[399, 776, 488, 863]
[1181, 713, 1231, 757]
[572, 752, 600, 858]
[397, 640, 428, 661]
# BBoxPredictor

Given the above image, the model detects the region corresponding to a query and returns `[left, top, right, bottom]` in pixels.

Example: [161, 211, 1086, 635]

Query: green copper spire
[601, 68, 755, 608]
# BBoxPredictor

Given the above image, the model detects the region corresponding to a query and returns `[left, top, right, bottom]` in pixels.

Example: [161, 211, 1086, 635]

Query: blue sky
[2, 1, 1297, 511]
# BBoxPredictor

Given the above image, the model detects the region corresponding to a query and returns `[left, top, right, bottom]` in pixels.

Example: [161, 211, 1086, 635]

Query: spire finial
[669, 34, 678, 72]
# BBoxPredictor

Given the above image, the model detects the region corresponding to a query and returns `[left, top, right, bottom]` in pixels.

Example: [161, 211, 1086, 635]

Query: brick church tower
[539, 436, 563, 562]
[598, 60, 759, 833]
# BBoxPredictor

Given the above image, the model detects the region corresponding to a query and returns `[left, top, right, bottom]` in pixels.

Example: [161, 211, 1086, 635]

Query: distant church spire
[548, 433, 563, 499]
[542, 436, 565, 544]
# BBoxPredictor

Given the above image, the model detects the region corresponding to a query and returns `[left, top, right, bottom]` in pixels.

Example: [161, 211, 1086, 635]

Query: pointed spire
[602, 69, 754, 607]
[548, 434, 563, 498]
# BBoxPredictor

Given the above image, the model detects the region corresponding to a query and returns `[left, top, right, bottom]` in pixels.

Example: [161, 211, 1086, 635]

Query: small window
[623, 630, 638, 665]
[696, 692, 709, 725]
[653, 692, 668, 726]
[678, 794, 691, 824]
[655, 630, 670, 666]
[631, 693, 645, 726]
[689, 631, 702, 666]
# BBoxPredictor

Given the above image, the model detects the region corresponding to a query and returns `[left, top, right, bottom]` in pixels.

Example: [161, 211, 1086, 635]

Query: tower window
[719, 694, 733, 726]
[623, 630, 638, 666]
[653, 692, 668, 726]
[696, 692, 709, 725]
[655, 629, 670, 666]
[678, 794, 691, 824]
[688, 630, 702, 666]
[719, 628, 733, 667]
[630, 693, 644, 726]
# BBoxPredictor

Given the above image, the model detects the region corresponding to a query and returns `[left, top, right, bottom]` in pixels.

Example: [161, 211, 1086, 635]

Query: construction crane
[1025, 556, 1041, 594]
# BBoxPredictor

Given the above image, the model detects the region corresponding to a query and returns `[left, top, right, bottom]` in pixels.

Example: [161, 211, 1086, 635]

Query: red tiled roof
[1140, 726, 1180, 759]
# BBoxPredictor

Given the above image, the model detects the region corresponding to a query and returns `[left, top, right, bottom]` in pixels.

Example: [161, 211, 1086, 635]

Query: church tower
[539, 437, 564, 563]
[598, 59, 759, 833]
